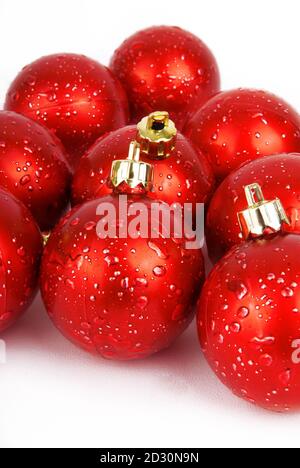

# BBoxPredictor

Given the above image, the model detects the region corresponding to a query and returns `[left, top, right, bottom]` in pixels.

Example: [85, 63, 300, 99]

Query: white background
[1, 0, 300, 449]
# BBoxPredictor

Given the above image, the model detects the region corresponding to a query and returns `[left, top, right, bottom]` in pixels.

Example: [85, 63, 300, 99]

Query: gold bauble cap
[137, 111, 177, 159]
[238, 183, 290, 240]
[111, 141, 154, 191]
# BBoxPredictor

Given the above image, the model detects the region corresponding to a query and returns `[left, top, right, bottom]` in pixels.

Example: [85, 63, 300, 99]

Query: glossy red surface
[5, 53, 129, 169]
[41, 195, 205, 360]
[0, 188, 42, 333]
[0, 111, 71, 231]
[71, 125, 215, 209]
[110, 26, 220, 130]
[206, 153, 300, 262]
[198, 233, 300, 412]
[185, 89, 300, 182]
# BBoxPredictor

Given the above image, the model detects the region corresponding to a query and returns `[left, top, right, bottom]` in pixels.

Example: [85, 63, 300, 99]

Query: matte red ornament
[5, 53, 129, 170]
[198, 185, 300, 412]
[110, 26, 220, 130]
[0, 188, 42, 333]
[72, 115, 215, 210]
[0, 111, 71, 232]
[185, 89, 300, 182]
[41, 143, 205, 360]
[206, 153, 300, 263]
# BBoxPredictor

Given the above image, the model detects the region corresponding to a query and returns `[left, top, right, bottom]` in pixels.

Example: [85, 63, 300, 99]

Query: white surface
[1, 0, 300, 449]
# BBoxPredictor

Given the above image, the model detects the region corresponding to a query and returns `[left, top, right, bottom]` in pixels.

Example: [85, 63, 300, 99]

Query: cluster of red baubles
[1, 25, 300, 412]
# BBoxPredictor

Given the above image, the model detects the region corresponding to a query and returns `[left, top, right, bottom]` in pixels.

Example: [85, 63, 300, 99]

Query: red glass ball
[0, 111, 71, 232]
[110, 26, 220, 130]
[206, 153, 300, 262]
[0, 188, 42, 333]
[198, 233, 300, 412]
[5, 53, 129, 169]
[71, 125, 215, 209]
[41, 195, 205, 360]
[185, 89, 300, 182]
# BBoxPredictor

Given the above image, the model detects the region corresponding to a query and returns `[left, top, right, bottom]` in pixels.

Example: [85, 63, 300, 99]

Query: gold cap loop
[111, 141, 154, 191]
[137, 111, 177, 159]
[238, 183, 290, 240]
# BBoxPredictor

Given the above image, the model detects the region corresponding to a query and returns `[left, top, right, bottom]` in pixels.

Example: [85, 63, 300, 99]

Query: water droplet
[47, 91, 57, 102]
[11, 91, 20, 102]
[235, 251, 247, 261]
[20, 175, 31, 186]
[259, 354, 273, 367]
[121, 277, 129, 289]
[71, 217, 80, 227]
[153, 266, 166, 277]
[238, 307, 249, 319]
[281, 287, 294, 298]
[279, 369, 291, 386]
[267, 273, 276, 281]
[81, 322, 91, 331]
[104, 255, 119, 267]
[137, 296, 148, 310]
[217, 334, 224, 344]
[228, 280, 248, 300]
[135, 277, 148, 287]
[65, 278, 75, 289]
[25, 75, 36, 86]
[85, 221, 96, 231]
[17, 246, 25, 257]
[230, 322, 241, 333]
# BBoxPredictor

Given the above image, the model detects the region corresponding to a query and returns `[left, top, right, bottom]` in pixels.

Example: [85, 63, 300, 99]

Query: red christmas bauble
[72, 124, 215, 209]
[110, 26, 220, 130]
[40, 195, 205, 360]
[0, 111, 71, 232]
[198, 232, 300, 412]
[185, 88, 300, 182]
[5, 53, 129, 169]
[0, 188, 42, 333]
[206, 153, 300, 263]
